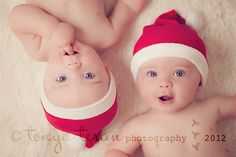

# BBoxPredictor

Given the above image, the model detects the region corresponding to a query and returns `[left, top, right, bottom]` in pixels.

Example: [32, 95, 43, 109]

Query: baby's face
[136, 57, 201, 113]
[44, 42, 109, 108]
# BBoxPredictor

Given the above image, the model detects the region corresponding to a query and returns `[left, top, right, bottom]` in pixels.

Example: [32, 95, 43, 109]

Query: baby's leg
[101, 0, 147, 49]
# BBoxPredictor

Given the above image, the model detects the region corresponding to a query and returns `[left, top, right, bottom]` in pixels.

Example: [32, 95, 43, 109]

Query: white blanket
[1, 0, 236, 156]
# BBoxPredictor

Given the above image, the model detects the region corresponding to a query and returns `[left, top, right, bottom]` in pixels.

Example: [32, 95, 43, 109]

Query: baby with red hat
[9, 0, 147, 149]
[105, 10, 236, 157]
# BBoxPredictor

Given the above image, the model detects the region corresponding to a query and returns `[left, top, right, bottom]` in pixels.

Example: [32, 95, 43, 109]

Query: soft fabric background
[1, 0, 236, 156]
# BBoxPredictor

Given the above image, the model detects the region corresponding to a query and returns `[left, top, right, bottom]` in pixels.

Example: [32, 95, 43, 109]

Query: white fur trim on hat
[131, 43, 208, 86]
[40, 72, 116, 120]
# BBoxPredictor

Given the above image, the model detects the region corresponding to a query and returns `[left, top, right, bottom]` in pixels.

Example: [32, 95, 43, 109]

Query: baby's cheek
[179, 86, 196, 102]
[142, 94, 154, 106]
[143, 87, 156, 104]
[137, 80, 156, 101]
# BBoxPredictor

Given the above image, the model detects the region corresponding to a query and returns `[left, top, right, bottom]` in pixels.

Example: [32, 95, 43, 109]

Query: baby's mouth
[158, 95, 174, 103]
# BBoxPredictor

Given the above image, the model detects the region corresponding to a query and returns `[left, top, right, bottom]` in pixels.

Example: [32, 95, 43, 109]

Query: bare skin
[27, 0, 146, 51]
[9, 0, 147, 108]
[9, 0, 148, 61]
[105, 58, 236, 157]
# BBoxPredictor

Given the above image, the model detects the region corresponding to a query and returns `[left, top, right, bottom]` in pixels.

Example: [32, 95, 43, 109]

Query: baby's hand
[63, 45, 74, 55]
[63, 40, 82, 55]
[50, 40, 81, 56]
[51, 22, 75, 49]
[49, 43, 74, 57]
[60, 41, 80, 56]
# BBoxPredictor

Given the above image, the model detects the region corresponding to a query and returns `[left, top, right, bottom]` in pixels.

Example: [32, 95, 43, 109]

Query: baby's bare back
[137, 102, 228, 157]
[28, 0, 113, 50]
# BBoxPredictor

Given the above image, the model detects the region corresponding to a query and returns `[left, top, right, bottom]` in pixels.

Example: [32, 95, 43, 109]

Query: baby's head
[131, 10, 208, 113]
[40, 41, 116, 118]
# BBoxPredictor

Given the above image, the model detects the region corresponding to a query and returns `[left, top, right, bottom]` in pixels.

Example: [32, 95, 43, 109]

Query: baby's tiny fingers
[64, 46, 74, 55]
[72, 41, 81, 53]
[73, 45, 80, 53]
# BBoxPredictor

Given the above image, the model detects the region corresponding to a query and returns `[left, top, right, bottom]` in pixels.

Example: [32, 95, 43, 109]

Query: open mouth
[158, 96, 173, 103]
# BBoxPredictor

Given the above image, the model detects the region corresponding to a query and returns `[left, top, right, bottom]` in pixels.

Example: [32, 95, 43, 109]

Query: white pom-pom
[66, 134, 86, 150]
[186, 9, 205, 31]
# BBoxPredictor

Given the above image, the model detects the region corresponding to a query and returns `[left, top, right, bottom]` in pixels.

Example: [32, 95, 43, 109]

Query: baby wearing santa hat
[105, 10, 236, 157]
[9, 0, 148, 150]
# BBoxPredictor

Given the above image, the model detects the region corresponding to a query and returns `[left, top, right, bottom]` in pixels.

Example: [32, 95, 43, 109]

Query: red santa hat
[131, 10, 208, 86]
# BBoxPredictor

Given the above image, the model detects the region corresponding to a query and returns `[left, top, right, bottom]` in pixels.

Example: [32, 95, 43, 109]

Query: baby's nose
[159, 81, 172, 88]
[66, 61, 81, 69]
[63, 55, 81, 69]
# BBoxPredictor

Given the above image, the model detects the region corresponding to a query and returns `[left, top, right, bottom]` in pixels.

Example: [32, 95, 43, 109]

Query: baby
[105, 10, 236, 157]
[9, 0, 147, 149]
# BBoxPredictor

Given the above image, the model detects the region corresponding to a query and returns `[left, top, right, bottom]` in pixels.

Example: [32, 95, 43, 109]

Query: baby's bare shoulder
[196, 96, 224, 109]
[189, 98, 221, 119]
[122, 112, 156, 135]
[123, 114, 146, 127]
[120, 112, 151, 134]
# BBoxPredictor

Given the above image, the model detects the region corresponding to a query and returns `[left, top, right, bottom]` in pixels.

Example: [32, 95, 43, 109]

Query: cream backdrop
[1, 0, 236, 157]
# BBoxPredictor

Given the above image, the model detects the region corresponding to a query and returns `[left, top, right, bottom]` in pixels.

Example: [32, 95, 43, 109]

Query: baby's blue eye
[147, 71, 158, 77]
[56, 76, 67, 82]
[83, 72, 95, 79]
[174, 70, 185, 77]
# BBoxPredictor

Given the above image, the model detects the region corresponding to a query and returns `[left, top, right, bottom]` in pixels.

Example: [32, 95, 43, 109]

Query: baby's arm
[9, 4, 74, 61]
[105, 118, 141, 157]
[101, 0, 147, 49]
[207, 96, 236, 120]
